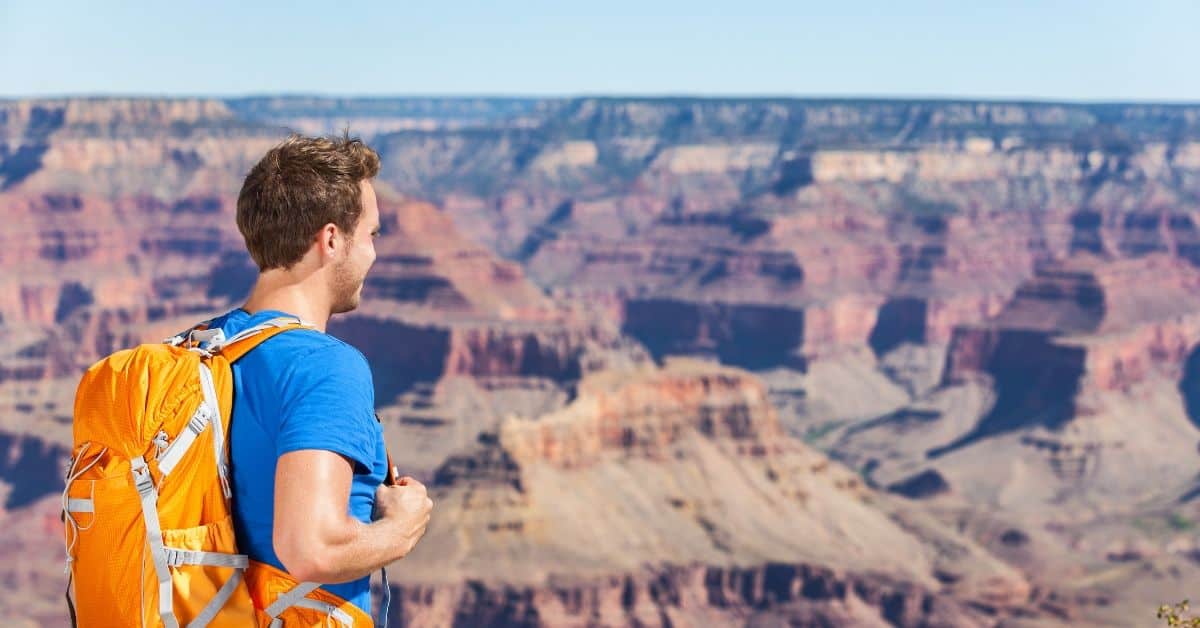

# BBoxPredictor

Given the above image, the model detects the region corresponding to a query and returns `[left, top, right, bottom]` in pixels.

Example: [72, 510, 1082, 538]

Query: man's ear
[317, 223, 340, 259]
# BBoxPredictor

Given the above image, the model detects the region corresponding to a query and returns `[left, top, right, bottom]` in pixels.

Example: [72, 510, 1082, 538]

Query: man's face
[330, 180, 380, 314]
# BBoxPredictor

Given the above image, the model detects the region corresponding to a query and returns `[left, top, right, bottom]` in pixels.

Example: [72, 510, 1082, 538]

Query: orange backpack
[63, 316, 379, 627]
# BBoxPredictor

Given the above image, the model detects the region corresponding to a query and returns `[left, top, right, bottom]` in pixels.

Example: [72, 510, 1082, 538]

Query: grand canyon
[2, 96, 1199, 626]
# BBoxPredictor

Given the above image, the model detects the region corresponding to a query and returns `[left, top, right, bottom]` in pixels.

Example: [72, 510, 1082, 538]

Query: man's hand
[373, 477, 433, 558]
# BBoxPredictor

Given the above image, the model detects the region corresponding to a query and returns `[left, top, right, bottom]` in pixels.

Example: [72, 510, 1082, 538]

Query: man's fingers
[396, 480, 429, 494]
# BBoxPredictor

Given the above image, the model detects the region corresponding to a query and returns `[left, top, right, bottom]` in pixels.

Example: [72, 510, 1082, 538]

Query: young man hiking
[63, 134, 428, 626]
[210, 134, 432, 617]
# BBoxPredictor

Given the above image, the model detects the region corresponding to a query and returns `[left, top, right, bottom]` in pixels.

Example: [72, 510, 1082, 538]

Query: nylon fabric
[188, 569, 242, 628]
[264, 582, 320, 618]
[67, 320, 374, 627]
[157, 409, 210, 477]
[289, 599, 354, 626]
[132, 456, 180, 628]
[246, 560, 372, 627]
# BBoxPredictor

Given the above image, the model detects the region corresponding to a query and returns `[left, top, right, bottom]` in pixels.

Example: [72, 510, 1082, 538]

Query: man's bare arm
[273, 449, 432, 584]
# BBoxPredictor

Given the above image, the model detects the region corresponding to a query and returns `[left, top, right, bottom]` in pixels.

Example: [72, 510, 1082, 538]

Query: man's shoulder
[263, 328, 369, 369]
[212, 309, 370, 374]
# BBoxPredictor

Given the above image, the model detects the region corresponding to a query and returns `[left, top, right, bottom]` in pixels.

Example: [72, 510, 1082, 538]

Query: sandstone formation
[370, 99, 1200, 378]
[387, 359, 1034, 626]
[831, 253, 1200, 625]
[0, 97, 605, 546]
[4, 96, 1200, 626]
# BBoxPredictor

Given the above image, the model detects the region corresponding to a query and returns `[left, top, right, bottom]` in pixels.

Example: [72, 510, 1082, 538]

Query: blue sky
[2, 0, 1198, 101]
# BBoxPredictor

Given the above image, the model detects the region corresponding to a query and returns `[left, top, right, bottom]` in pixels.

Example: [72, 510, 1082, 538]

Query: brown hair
[236, 133, 381, 270]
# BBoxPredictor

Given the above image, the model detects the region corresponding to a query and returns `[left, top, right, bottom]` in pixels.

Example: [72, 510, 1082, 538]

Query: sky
[2, 0, 1198, 102]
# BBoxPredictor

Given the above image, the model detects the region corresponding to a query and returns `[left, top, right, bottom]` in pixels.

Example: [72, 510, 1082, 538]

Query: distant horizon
[5, 93, 1200, 107]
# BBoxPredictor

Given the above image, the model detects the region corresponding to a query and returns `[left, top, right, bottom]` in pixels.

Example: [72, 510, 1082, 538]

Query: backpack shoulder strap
[164, 318, 214, 347]
[212, 317, 314, 363]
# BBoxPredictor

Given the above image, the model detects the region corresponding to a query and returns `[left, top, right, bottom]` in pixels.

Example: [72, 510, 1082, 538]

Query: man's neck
[242, 271, 331, 332]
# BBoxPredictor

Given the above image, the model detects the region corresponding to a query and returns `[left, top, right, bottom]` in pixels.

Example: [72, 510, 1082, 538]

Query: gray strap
[186, 568, 242, 628]
[209, 324, 275, 351]
[291, 598, 354, 626]
[379, 567, 390, 628]
[66, 498, 93, 513]
[210, 316, 309, 351]
[162, 547, 248, 569]
[157, 407, 211, 476]
[264, 581, 320, 619]
[132, 456, 179, 628]
[187, 328, 226, 350]
[164, 318, 217, 348]
[197, 363, 230, 498]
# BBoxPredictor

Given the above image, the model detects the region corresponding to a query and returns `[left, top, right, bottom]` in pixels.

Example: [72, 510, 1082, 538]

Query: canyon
[2, 96, 1200, 626]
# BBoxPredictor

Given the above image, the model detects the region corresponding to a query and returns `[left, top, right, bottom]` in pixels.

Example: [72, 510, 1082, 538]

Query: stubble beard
[330, 255, 363, 315]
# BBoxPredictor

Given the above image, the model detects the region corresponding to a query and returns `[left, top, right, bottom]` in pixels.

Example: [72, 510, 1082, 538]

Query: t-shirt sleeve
[276, 343, 377, 472]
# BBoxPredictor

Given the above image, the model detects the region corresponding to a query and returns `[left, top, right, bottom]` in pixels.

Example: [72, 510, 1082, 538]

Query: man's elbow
[275, 536, 337, 583]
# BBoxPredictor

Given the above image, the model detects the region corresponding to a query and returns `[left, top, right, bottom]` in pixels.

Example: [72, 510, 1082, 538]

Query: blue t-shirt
[209, 308, 386, 614]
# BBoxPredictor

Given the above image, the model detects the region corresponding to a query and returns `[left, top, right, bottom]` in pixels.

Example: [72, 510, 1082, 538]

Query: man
[205, 134, 432, 617]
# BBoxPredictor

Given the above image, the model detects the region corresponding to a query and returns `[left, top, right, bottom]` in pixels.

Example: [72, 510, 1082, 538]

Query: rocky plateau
[3, 97, 1200, 626]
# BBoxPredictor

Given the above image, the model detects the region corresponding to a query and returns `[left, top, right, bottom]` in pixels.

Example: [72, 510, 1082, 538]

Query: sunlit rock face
[367, 98, 1200, 626]
[389, 359, 1032, 627]
[373, 99, 1200, 377]
[0, 96, 589, 509]
[4, 97, 1200, 625]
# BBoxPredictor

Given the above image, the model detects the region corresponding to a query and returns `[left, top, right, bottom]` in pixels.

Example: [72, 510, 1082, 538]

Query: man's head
[237, 134, 382, 313]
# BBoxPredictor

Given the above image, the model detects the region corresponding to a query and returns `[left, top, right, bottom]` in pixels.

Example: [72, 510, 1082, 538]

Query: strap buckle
[130, 457, 155, 496]
[163, 548, 200, 567]
[187, 409, 210, 435]
[188, 328, 227, 350]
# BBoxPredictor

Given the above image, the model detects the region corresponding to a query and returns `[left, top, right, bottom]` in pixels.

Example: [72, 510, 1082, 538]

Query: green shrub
[1158, 600, 1200, 627]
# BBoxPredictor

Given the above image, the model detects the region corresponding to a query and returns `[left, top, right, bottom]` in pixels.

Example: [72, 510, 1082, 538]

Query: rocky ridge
[4, 96, 1200, 625]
